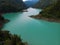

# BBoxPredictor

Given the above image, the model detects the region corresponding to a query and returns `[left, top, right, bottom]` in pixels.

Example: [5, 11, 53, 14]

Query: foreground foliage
[0, 30, 27, 45]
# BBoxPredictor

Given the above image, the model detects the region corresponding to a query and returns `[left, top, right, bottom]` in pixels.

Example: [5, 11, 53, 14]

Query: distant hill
[24, 0, 38, 7]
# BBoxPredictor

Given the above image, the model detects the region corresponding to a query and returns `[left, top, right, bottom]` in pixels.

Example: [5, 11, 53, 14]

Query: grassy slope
[41, 0, 60, 18]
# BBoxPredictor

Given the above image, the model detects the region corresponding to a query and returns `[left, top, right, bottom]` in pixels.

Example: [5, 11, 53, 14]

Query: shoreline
[30, 14, 60, 23]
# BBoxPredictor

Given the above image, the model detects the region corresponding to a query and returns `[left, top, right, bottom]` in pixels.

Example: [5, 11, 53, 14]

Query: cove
[3, 8, 60, 45]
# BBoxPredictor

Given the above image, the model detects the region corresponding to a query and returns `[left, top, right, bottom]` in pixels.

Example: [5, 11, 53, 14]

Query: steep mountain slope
[0, 0, 27, 13]
[31, 0, 60, 22]
[33, 0, 57, 9]
[41, 0, 60, 18]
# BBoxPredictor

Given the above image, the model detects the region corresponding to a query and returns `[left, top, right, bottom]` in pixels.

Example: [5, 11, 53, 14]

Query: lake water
[3, 8, 60, 45]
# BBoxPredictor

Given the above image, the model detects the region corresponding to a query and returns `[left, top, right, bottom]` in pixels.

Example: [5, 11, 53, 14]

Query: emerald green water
[3, 8, 60, 45]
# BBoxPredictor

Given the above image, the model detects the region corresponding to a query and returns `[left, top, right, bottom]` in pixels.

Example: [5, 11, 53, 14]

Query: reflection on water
[3, 8, 60, 45]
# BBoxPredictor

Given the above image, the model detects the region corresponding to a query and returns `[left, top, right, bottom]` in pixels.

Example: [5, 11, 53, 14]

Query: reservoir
[3, 8, 60, 45]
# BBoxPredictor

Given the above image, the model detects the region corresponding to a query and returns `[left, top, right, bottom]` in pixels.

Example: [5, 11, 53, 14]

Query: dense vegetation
[41, 0, 60, 18]
[0, 30, 27, 45]
[0, 0, 27, 13]
[0, 15, 9, 29]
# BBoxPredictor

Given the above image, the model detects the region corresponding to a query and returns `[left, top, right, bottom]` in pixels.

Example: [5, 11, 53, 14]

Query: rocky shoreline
[30, 14, 60, 23]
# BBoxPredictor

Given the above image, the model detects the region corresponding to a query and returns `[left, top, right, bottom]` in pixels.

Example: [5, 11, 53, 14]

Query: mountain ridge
[0, 0, 27, 13]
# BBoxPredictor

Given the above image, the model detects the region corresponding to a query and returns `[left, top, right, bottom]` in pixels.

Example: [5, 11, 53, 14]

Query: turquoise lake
[3, 8, 60, 45]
